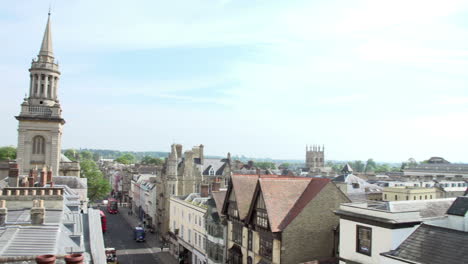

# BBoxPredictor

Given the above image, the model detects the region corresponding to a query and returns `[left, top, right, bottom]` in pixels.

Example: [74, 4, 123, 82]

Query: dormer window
[209, 167, 215, 176]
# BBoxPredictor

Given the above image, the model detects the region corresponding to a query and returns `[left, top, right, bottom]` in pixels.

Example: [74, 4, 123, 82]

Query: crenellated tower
[305, 144, 325, 171]
[15, 13, 64, 177]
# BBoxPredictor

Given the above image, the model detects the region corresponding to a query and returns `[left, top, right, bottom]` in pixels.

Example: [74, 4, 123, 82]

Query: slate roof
[230, 175, 260, 220]
[257, 177, 330, 232]
[446, 196, 468, 216]
[202, 158, 228, 176]
[389, 198, 456, 219]
[382, 224, 468, 264]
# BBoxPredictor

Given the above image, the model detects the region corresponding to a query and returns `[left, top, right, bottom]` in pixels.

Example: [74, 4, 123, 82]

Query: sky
[1, 0, 468, 162]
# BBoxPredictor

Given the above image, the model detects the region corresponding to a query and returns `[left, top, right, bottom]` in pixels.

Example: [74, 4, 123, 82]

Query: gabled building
[223, 174, 349, 264]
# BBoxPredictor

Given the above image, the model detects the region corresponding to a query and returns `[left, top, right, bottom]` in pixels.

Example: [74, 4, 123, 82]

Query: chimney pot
[64, 253, 84, 264]
[35, 254, 56, 264]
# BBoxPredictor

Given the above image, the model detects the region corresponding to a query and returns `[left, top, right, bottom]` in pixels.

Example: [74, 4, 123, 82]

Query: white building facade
[170, 193, 209, 264]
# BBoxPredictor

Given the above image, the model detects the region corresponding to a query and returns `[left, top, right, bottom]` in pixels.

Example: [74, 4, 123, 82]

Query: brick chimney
[29, 168, 38, 187]
[40, 167, 47, 187]
[28, 169, 35, 187]
[8, 163, 19, 187]
[0, 200, 7, 226]
[31, 199, 45, 225]
[46, 168, 53, 184]
[200, 184, 209, 197]
[211, 182, 220, 192]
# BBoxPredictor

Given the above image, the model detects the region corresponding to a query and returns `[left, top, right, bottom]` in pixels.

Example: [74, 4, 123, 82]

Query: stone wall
[281, 183, 349, 264]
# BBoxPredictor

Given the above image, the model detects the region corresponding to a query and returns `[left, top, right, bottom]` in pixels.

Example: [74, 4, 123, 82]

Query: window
[430, 195, 433, 199]
[198, 233, 201, 246]
[228, 202, 239, 219]
[356, 225, 372, 256]
[209, 167, 215, 176]
[247, 257, 253, 264]
[414, 196, 416, 200]
[195, 233, 198, 245]
[395, 195, 398, 201]
[232, 222, 243, 245]
[32, 136, 45, 154]
[406, 196, 409, 200]
[419, 196, 422, 200]
[189, 213, 191, 223]
[259, 233, 273, 260]
[188, 229, 191, 243]
[352, 183, 360, 189]
[425, 195, 427, 199]
[255, 194, 269, 229]
[384, 194, 387, 200]
[248, 230, 253, 250]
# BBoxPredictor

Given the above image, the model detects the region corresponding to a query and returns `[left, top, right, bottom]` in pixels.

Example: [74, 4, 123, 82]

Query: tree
[115, 153, 136, 165]
[0, 146, 16, 160]
[141, 156, 164, 166]
[63, 149, 79, 161]
[254, 162, 276, 170]
[80, 158, 110, 201]
[375, 164, 390, 173]
[279, 163, 290, 169]
[364, 158, 377, 173]
[80, 150, 93, 160]
[350, 160, 365, 173]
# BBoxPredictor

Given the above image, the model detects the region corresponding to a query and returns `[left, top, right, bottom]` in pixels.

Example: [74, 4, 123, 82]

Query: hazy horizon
[1, 1, 467, 162]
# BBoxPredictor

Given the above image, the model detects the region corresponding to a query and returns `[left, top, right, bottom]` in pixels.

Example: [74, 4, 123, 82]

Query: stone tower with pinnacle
[15, 13, 64, 177]
[305, 144, 325, 171]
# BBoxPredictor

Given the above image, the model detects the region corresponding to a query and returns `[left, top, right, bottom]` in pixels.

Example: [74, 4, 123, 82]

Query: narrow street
[102, 206, 175, 264]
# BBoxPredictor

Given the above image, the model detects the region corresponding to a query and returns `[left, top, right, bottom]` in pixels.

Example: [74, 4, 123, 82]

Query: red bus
[100, 210, 107, 233]
[107, 198, 118, 214]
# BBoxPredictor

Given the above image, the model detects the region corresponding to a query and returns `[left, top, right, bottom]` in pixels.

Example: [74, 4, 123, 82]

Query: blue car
[134, 227, 145, 242]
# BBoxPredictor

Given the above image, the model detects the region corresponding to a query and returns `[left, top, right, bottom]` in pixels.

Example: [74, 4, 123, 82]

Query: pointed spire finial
[38, 11, 54, 60]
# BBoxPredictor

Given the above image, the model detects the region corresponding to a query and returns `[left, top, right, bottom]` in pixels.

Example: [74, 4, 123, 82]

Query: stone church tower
[15, 13, 64, 177]
[306, 145, 325, 171]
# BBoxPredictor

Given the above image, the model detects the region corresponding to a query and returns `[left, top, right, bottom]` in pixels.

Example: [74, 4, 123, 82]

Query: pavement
[118, 206, 178, 264]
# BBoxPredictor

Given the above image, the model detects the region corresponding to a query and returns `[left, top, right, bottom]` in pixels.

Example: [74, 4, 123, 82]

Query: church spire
[38, 12, 54, 61]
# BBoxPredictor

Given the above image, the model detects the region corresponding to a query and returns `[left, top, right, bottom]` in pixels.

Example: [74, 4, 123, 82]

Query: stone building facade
[156, 144, 232, 238]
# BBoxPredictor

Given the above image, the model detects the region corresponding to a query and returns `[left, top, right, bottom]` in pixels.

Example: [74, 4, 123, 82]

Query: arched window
[32, 136, 45, 154]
